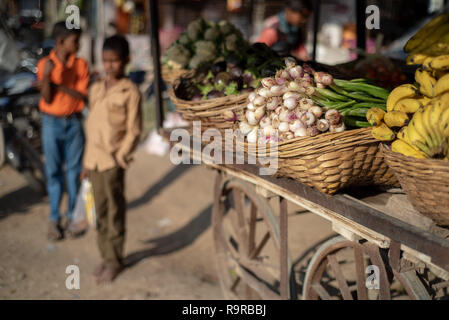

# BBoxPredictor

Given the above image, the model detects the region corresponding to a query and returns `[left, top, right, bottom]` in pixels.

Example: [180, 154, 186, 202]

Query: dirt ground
[0, 147, 335, 300]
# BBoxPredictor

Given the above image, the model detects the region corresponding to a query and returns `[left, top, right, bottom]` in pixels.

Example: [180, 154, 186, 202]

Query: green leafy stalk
[333, 79, 390, 100]
[315, 87, 349, 102]
[344, 117, 372, 128]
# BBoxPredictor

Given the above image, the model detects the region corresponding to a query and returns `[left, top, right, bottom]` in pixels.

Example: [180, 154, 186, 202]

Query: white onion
[299, 98, 312, 110]
[330, 123, 346, 133]
[239, 121, 252, 136]
[254, 106, 266, 121]
[246, 110, 258, 126]
[316, 119, 330, 132]
[305, 86, 316, 96]
[259, 116, 271, 128]
[309, 106, 323, 118]
[261, 77, 276, 88]
[325, 109, 342, 125]
[283, 92, 301, 100]
[270, 85, 287, 96]
[278, 122, 290, 132]
[289, 120, 305, 132]
[294, 128, 308, 137]
[300, 112, 316, 126]
[274, 106, 283, 115]
[307, 126, 320, 137]
[247, 102, 255, 111]
[288, 81, 302, 92]
[284, 97, 299, 110]
[271, 117, 280, 129]
[258, 87, 270, 98]
[248, 92, 257, 102]
[316, 83, 326, 89]
[253, 95, 266, 107]
[222, 110, 237, 122]
[279, 109, 291, 122]
[267, 97, 281, 110]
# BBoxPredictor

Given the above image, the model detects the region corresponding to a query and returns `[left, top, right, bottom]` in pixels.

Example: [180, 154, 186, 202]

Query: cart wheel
[213, 177, 287, 300]
[303, 236, 430, 300]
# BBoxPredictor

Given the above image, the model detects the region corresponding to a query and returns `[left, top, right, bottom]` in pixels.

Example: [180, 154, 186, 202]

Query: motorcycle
[0, 71, 46, 194]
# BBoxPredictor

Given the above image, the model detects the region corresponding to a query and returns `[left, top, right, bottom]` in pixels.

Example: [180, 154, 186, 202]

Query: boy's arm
[115, 89, 143, 169]
[37, 60, 56, 104]
[57, 60, 90, 103]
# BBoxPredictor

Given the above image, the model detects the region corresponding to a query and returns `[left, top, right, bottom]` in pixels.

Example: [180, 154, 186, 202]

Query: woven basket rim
[381, 143, 449, 167]
[241, 127, 374, 148]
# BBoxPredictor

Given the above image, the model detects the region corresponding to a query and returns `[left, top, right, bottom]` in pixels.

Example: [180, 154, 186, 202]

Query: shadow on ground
[124, 204, 213, 268]
[0, 185, 45, 220]
[127, 164, 192, 210]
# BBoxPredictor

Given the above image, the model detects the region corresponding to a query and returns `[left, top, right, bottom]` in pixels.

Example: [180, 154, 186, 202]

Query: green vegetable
[342, 108, 370, 118]
[333, 79, 390, 100]
[197, 83, 214, 96]
[345, 92, 386, 103]
[315, 87, 349, 102]
[352, 102, 387, 111]
[344, 117, 372, 128]
[225, 82, 239, 96]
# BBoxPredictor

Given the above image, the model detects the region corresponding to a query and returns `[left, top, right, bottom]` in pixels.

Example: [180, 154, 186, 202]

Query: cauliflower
[218, 20, 233, 35]
[195, 41, 216, 61]
[225, 34, 239, 51]
[166, 44, 191, 68]
[187, 19, 203, 41]
[204, 27, 220, 41]
[178, 34, 190, 45]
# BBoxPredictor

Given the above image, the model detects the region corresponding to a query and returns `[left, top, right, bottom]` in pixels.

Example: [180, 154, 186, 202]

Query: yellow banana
[423, 57, 435, 70]
[387, 84, 418, 112]
[434, 73, 449, 96]
[392, 140, 429, 159]
[411, 23, 449, 55]
[415, 68, 437, 97]
[366, 108, 385, 126]
[407, 111, 432, 156]
[428, 55, 449, 70]
[405, 14, 449, 53]
[393, 98, 423, 113]
[438, 94, 449, 138]
[419, 96, 432, 106]
[423, 100, 444, 152]
[384, 111, 410, 128]
[406, 53, 429, 65]
[371, 123, 396, 141]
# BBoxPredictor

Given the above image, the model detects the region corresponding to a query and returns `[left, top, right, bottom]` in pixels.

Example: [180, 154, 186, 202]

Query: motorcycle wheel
[0, 124, 5, 168]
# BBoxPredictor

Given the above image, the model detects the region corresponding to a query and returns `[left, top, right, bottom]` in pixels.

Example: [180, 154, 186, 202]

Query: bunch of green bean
[310, 79, 390, 128]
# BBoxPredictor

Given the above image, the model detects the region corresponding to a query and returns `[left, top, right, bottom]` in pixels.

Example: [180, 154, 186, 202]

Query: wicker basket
[238, 128, 398, 194]
[162, 65, 188, 85]
[169, 75, 249, 133]
[381, 144, 449, 226]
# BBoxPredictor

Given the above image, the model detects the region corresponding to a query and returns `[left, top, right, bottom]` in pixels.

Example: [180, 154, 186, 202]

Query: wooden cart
[174, 140, 449, 300]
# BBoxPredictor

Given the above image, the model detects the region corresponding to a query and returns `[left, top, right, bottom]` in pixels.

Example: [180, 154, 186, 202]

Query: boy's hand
[43, 60, 55, 78]
[114, 153, 128, 169]
[80, 167, 89, 181]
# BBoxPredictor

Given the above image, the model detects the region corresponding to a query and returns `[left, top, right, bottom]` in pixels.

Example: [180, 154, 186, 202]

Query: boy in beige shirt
[82, 35, 142, 283]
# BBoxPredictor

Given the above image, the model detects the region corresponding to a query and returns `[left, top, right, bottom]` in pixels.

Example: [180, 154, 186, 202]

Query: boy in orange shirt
[36, 22, 89, 241]
[82, 35, 142, 283]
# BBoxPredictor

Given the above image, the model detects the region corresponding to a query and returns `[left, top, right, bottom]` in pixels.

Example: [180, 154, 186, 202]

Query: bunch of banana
[405, 14, 449, 65]
[402, 93, 449, 159]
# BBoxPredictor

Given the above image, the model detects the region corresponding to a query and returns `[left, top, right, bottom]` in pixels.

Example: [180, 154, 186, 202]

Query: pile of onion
[228, 58, 345, 144]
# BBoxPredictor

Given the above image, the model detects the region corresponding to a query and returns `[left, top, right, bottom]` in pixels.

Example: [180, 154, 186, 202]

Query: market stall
[148, 0, 449, 300]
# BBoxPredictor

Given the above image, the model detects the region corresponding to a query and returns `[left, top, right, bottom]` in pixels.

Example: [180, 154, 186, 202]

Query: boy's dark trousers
[89, 167, 126, 269]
